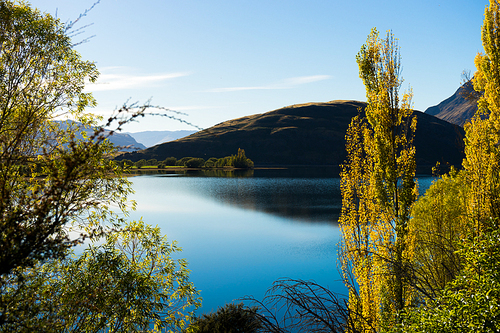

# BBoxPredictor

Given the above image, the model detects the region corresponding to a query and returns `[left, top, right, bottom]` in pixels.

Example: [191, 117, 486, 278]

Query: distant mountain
[125, 130, 197, 147]
[107, 132, 146, 151]
[54, 120, 146, 151]
[425, 81, 479, 126]
[117, 100, 465, 174]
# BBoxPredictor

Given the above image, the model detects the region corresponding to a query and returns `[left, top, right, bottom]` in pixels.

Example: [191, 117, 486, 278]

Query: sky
[29, 0, 488, 133]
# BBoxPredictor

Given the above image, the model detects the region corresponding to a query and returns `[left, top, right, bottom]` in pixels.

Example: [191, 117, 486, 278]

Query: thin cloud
[85, 70, 191, 92]
[208, 75, 331, 93]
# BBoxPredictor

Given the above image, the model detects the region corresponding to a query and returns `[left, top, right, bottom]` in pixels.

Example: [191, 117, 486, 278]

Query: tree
[135, 159, 148, 168]
[163, 157, 177, 166]
[390, 219, 500, 333]
[339, 28, 417, 331]
[467, 0, 500, 232]
[203, 157, 218, 168]
[408, 169, 468, 301]
[185, 157, 205, 168]
[0, 0, 132, 291]
[177, 156, 194, 166]
[0, 1, 198, 329]
[230, 148, 254, 169]
[0, 220, 201, 332]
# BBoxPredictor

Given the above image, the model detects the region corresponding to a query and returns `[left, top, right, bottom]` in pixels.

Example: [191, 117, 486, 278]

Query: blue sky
[30, 0, 487, 132]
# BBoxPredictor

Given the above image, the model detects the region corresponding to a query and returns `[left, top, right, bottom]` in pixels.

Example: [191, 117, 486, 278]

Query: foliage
[177, 156, 194, 166]
[466, 0, 500, 231]
[408, 169, 468, 301]
[389, 219, 500, 333]
[147, 158, 158, 165]
[387, 1, 500, 330]
[203, 157, 218, 168]
[213, 149, 254, 169]
[135, 159, 148, 168]
[164, 157, 178, 166]
[187, 303, 261, 333]
[0, 220, 201, 333]
[340, 28, 417, 331]
[185, 157, 205, 168]
[0, 1, 200, 330]
[0, 0, 134, 298]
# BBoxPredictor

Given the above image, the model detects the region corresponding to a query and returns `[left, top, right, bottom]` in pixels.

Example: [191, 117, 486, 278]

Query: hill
[125, 130, 197, 147]
[425, 81, 479, 126]
[117, 100, 465, 174]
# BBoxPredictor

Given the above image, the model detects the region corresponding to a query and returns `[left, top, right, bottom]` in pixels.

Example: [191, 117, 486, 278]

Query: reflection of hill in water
[159, 168, 343, 224]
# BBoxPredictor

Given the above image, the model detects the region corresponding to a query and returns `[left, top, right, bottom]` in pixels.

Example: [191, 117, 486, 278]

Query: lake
[125, 167, 434, 314]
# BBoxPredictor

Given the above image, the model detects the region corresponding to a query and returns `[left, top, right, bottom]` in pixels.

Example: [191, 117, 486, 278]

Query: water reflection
[160, 168, 342, 224]
[131, 168, 434, 224]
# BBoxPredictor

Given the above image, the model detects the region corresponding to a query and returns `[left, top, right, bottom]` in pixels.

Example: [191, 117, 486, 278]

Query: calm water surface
[126, 168, 433, 314]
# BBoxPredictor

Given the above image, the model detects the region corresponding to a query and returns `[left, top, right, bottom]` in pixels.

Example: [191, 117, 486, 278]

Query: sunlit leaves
[0, 221, 201, 333]
[340, 28, 417, 331]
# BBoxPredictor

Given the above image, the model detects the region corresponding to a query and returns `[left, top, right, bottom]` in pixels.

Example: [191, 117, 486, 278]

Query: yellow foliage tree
[467, 0, 500, 231]
[340, 29, 417, 332]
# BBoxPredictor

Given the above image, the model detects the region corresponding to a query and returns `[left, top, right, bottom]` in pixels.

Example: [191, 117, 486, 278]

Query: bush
[176, 157, 193, 166]
[146, 158, 158, 166]
[163, 157, 177, 166]
[135, 159, 147, 168]
[203, 157, 218, 168]
[185, 158, 205, 168]
[188, 303, 261, 333]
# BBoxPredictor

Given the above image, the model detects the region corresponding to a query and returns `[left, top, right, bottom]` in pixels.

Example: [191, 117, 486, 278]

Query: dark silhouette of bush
[188, 303, 261, 333]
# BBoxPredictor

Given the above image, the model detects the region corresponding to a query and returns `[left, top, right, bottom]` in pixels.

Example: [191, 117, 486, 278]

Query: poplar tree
[340, 29, 417, 331]
[467, 0, 500, 231]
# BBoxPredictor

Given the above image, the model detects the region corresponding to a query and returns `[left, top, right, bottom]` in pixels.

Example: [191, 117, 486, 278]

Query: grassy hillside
[117, 100, 465, 174]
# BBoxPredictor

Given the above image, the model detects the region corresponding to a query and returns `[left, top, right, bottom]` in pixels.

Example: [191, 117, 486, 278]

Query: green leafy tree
[203, 157, 218, 168]
[177, 157, 193, 166]
[185, 157, 205, 168]
[147, 158, 158, 166]
[230, 148, 254, 169]
[0, 0, 132, 294]
[0, 1, 199, 330]
[163, 157, 177, 166]
[135, 159, 148, 168]
[340, 28, 417, 331]
[408, 169, 468, 301]
[1, 220, 201, 332]
[390, 219, 500, 333]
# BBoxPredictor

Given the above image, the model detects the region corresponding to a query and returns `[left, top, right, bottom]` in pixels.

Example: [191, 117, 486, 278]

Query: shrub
[163, 157, 177, 166]
[185, 158, 205, 168]
[188, 303, 261, 333]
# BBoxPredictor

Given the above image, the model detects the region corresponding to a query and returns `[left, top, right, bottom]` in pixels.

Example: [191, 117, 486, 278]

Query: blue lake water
[125, 168, 434, 314]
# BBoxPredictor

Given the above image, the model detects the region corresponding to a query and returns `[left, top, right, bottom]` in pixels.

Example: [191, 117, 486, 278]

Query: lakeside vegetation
[1, 0, 500, 332]
[116, 148, 254, 170]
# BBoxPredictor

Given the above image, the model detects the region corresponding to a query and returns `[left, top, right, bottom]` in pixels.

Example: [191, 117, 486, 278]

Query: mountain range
[124, 130, 197, 148]
[117, 100, 466, 174]
[53, 120, 146, 151]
